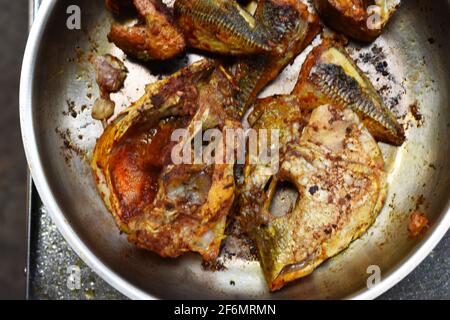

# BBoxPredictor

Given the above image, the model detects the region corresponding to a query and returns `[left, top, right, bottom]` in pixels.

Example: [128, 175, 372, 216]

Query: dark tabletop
[0, 0, 31, 300]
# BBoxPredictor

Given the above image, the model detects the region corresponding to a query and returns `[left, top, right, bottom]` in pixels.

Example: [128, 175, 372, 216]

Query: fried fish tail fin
[293, 39, 405, 146]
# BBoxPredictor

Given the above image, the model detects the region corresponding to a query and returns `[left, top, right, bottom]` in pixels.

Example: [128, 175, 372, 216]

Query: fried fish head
[91, 59, 241, 260]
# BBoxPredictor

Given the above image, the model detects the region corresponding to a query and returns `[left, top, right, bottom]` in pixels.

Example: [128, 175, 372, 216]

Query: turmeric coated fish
[239, 95, 305, 231]
[174, 0, 272, 55]
[292, 39, 405, 145]
[240, 99, 387, 291]
[313, 0, 400, 42]
[230, 0, 320, 113]
[91, 60, 241, 260]
[108, 0, 186, 60]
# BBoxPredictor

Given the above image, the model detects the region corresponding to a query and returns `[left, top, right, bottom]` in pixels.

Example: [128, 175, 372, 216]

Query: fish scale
[231, 0, 320, 113]
[293, 40, 405, 146]
[175, 0, 272, 53]
[309, 63, 398, 137]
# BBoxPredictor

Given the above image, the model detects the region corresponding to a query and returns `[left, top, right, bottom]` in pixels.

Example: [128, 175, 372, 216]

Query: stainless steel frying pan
[20, 0, 450, 299]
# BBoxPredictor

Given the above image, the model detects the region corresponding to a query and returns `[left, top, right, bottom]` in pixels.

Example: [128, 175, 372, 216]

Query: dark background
[0, 0, 28, 299]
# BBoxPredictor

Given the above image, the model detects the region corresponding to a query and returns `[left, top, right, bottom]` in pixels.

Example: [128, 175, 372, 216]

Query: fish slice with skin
[292, 38, 405, 146]
[91, 60, 242, 261]
[174, 0, 273, 55]
[240, 101, 387, 291]
[230, 0, 321, 114]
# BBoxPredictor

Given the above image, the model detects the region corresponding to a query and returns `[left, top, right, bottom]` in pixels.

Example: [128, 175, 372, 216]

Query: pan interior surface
[21, 0, 450, 299]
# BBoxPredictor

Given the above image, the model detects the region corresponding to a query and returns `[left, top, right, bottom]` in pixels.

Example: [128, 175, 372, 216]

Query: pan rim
[19, 0, 450, 300]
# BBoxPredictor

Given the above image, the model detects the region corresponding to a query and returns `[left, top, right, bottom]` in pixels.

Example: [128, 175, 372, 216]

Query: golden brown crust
[174, 0, 273, 55]
[231, 0, 321, 112]
[292, 39, 405, 146]
[240, 102, 387, 291]
[92, 60, 240, 260]
[238, 95, 305, 232]
[107, 0, 186, 61]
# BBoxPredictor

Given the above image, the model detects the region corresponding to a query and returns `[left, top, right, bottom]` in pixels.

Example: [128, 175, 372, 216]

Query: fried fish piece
[238, 95, 305, 230]
[108, 0, 186, 61]
[240, 101, 387, 291]
[92, 60, 241, 260]
[230, 0, 320, 113]
[174, 0, 273, 55]
[313, 0, 400, 42]
[292, 39, 405, 145]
